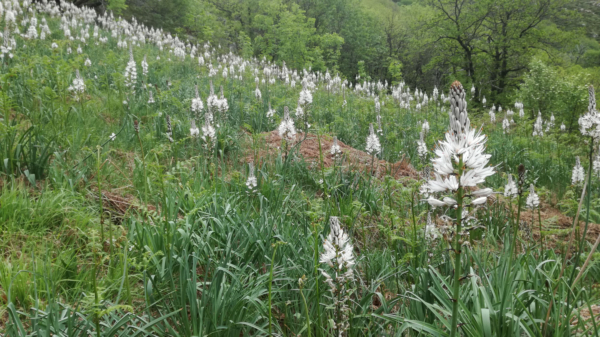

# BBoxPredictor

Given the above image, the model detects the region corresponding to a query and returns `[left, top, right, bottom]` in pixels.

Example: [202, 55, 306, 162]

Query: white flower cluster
[147, 90, 155, 104]
[330, 136, 342, 159]
[124, 45, 137, 91]
[320, 216, 354, 337]
[504, 174, 518, 198]
[365, 123, 381, 156]
[191, 85, 203, 116]
[422, 120, 430, 135]
[526, 184, 539, 209]
[68, 69, 85, 100]
[572, 156, 585, 185]
[489, 108, 496, 123]
[189, 119, 199, 137]
[298, 86, 312, 106]
[417, 131, 427, 159]
[266, 102, 275, 120]
[201, 114, 216, 149]
[423, 81, 495, 208]
[579, 85, 600, 139]
[254, 83, 261, 100]
[141, 54, 148, 77]
[246, 162, 258, 193]
[217, 85, 229, 115]
[278, 106, 296, 141]
[533, 111, 543, 136]
[515, 102, 524, 118]
[502, 114, 510, 134]
[424, 212, 439, 241]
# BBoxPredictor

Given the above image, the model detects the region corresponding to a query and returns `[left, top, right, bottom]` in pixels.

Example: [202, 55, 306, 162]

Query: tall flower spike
[266, 102, 275, 119]
[572, 156, 585, 185]
[246, 162, 258, 192]
[366, 123, 381, 156]
[579, 85, 600, 139]
[425, 212, 439, 241]
[124, 44, 137, 91]
[417, 131, 427, 159]
[424, 80, 494, 204]
[526, 184, 539, 209]
[593, 152, 600, 176]
[376, 113, 383, 135]
[330, 136, 342, 159]
[190, 120, 199, 137]
[141, 54, 148, 77]
[449, 81, 470, 137]
[68, 69, 85, 100]
[502, 114, 510, 134]
[201, 114, 216, 148]
[504, 174, 518, 198]
[320, 216, 354, 337]
[191, 84, 204, 117]
[255, 82, 262, 100]
[148, 90, 155, 104]
[278, 106, 296, 141]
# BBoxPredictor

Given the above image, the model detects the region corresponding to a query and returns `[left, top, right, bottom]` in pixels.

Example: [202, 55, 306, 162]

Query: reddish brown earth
[245, 130, 418, 179]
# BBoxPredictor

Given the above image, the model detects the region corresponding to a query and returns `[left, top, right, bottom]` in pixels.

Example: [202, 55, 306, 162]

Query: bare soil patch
[246, 130, 418, 179]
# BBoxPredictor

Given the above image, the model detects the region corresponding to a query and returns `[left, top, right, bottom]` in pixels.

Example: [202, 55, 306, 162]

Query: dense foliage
[2, 1, 600, 337]
[77, 0, 600, 106]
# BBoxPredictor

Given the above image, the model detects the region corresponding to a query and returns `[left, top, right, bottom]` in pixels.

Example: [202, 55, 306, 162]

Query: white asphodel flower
[84, 58, 91, 67]
[561, 123, 566, 132]
[330, 136, 342, 159]
[489, 109, 496, 123]
[68, 69, 85, 100]
[319, 216, 354, 336]
[201, 114, 216, 148]
[502, 114, 510, 134]
[417, 131, 427, 159]
[109, 133, 116, 141]
[278, 106, 296, 141]
[424, 212, 439, 241]
[422, 81, 495, 208]
[190, 120, 200, 137]
[246, 162, 258, 192]
[266, 102, 276, 120]
[504, 174, 518, 198]
[422, 120, 430, 136]
[299, 86, 312, 106]
[533, 111, 543, 136]
[526, 184, 539, 209]
[148, 90, 155, 104]
[572, 156, 585, 185]
[124, 45, 137, 91]
[482, 96, 487, 107]
[191, 85, 203, 116]
[255, 83, 262, 100]
[579, 85, 600, 139]
[141, 54, 148, 77]
[365, 123, 381, 156]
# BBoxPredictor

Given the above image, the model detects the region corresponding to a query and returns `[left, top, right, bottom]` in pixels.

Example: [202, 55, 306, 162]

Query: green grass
[1, 1, 600, 336]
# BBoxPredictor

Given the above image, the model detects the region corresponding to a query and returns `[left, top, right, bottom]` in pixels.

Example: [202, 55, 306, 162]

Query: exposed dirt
[245, 130, 418, 179]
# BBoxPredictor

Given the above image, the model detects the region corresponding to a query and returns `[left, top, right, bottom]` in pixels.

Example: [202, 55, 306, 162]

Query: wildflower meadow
[2, 1, 600, 336]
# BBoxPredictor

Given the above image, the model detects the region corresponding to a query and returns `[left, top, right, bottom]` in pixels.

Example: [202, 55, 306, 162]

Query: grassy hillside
[1, 1, 600, 336]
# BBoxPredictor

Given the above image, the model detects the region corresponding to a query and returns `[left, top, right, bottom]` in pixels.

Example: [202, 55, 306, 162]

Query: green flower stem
[450, 156, 464, 337]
